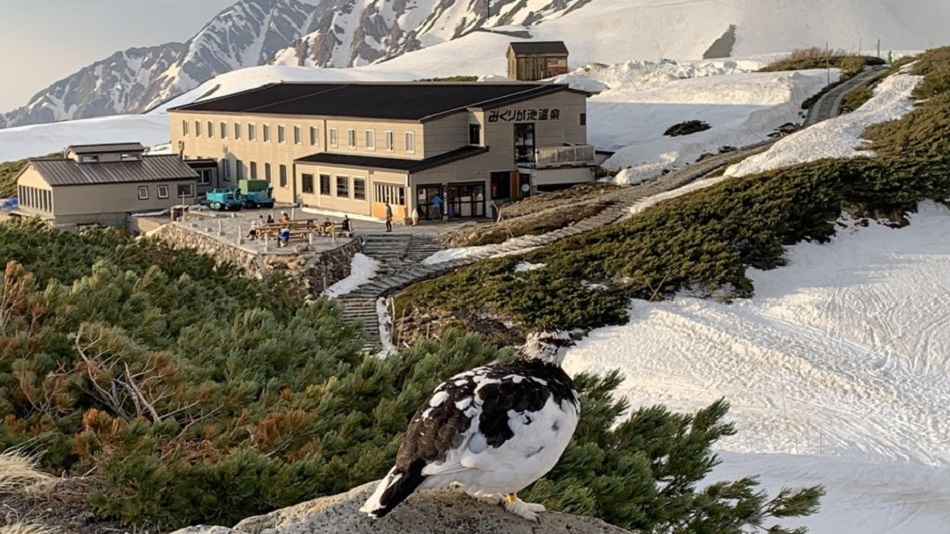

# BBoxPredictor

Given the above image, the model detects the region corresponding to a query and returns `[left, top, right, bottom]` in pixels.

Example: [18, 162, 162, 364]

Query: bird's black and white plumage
[360, 331, 579, 521]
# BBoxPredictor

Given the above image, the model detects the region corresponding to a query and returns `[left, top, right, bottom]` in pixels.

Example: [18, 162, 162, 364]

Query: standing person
[384, 202, 393, 232]
[431, 192, 443, 221]
[341, 215, 351, 233]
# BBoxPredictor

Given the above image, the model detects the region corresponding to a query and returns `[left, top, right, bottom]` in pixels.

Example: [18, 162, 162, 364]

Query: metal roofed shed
[29, 155, 198, 186]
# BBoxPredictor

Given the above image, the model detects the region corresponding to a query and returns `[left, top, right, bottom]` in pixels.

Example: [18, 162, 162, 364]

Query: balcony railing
[533, 144, 596, 168]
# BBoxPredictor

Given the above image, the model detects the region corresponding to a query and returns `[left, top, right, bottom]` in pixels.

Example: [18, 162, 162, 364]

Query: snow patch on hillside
[0, 115, 170, 162]
[725, 73, 923, 177]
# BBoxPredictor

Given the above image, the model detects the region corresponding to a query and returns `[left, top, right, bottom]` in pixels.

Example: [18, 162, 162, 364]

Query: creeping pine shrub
[664, 120, 711, 137]
[0, 223, 823, 531]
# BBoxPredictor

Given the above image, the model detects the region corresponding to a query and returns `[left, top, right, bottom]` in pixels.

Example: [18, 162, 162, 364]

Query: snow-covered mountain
[0, 43, 185, 129]
[3, 0, 950, 130]
[0, 0, 317, 129]
[270, 0, 592, 68]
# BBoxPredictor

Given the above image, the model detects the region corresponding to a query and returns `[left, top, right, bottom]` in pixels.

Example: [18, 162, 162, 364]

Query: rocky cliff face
[0, 0, 589, 129]
[270, 0, 593, 68]
[171, 480, 631, 534]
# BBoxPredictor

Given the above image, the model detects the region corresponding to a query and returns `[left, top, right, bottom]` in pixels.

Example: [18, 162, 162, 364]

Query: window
[248, 123, 256, 141]
[294, 126, 301, 145]
[365, 129, 375, 151]
[374, 184, 406, 205]
[264, 163, 271, 183]
[207, 121, 213, 138]
[263, 124, 270, 142]
[220, 122, 228, 139]
[405, 131, 415, 154]
[234, 123, 242, 140]
[177, 184, 194, 198]
[138, 186, 149, 200]
[182, 120, 189, 136]
[250, 161, 257, 179]
[469, 124, 481, 145]
[236, 159, 244, 180]
[80, 155, 99, 163]
[195, 120, 201, 137]
[120, 153, 140, 161]
[278, 125, 286, 143]
[329, 128, 338, 147]
[197, 169, 212, 185]
[302, 173, 314, 194]
[385, 130, 394, 152]
[279, 165, 287, 187]
[353, 178, 366, 200]
[514, 123, 536, 164]
[222, 160, 231, 182]
[309, 126, 318, 145]
[157, 185, 169, 199]
[319, 174, 331, 195]
[347, 129, 356, 148]
[336, 176, 349, 197]
[580, 113, 587, 126]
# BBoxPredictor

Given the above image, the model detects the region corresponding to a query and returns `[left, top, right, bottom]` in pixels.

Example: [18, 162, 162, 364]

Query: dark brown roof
[296, 146, 488, 173]
[29, 155, 198, 187]
[184, 158, 219, 169]
[170, 82, 583, 122]
[508, 41, 569, 56]
[68, 143, 145, 155]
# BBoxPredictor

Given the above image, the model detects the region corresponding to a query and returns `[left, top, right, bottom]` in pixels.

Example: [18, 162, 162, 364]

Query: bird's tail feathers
[359, 461, 427, 518]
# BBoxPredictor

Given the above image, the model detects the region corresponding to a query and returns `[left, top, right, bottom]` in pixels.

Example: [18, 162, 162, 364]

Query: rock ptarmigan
[360, 331, 579, 522]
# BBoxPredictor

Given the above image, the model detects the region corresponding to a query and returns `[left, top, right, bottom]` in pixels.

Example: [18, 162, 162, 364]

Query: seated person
[277, 227, 291, 247]
[279, 212, 291, 223]
[322, 218, 335, 235]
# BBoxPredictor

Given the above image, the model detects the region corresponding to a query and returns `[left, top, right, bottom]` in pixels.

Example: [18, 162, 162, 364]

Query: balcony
[531, 144, 596, 169]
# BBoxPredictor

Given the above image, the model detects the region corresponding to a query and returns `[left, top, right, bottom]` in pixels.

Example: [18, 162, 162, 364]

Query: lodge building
[169, 81, 594, 222]
[14, 143, 199, 229]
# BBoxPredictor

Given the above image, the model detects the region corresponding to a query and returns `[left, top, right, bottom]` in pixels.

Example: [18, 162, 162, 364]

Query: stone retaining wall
[150, 222, 362, 292]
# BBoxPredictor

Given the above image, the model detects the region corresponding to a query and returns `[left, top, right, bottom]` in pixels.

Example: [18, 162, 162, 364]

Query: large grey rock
[172, 481, 631, 534]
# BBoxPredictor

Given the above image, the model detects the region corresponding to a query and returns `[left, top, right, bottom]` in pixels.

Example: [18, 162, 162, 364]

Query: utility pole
[825, 41, 830, 85]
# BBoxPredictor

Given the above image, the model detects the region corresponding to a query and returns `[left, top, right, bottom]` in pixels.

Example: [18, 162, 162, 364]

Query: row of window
[301, 174, 367, 200]
[222, 160, 289, 187]
[137, 184, 193, 200]
[182, 120, 416, 154]
[19, 186, 51, 213]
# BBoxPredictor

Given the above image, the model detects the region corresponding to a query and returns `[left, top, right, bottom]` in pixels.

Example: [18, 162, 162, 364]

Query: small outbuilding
[13, 142, 199, 229]
[507, 41, 570, 81]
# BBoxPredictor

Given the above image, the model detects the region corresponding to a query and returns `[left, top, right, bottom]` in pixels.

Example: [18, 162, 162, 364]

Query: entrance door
[416, 185, 443, 220]
[514, 123, 536, 165]
[446, 183, 486, 219]
[490, 172, 511, 201]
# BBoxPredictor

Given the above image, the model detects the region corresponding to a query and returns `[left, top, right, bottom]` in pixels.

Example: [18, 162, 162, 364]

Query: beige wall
[423, 113, 471, 156]
[16, 166, 54, 216]
[52, 180, 197, 217]
[170, 110, 427, 205]
[296, 162, 411, 221]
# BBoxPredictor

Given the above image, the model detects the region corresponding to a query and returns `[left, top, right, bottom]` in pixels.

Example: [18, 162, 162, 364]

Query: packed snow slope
[0, 115, 170, 163]
[559, 65, 950, 532]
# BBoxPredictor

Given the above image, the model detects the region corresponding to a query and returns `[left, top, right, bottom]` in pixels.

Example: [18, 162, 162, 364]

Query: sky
[0, 0, 239, 111]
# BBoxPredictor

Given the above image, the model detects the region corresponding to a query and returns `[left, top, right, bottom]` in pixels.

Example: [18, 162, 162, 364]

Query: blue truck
[204, 180, 275, 211]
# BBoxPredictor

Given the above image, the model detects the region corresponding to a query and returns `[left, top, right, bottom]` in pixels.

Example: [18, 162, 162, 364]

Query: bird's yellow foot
[504, 493, 546, 522]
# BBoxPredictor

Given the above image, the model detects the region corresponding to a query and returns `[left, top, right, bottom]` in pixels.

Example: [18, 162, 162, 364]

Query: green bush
[761, 50, 884, 78]
[0, 223, 823, 531]
[664, 120, 711, 137]
[842, 86, 873, 112]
